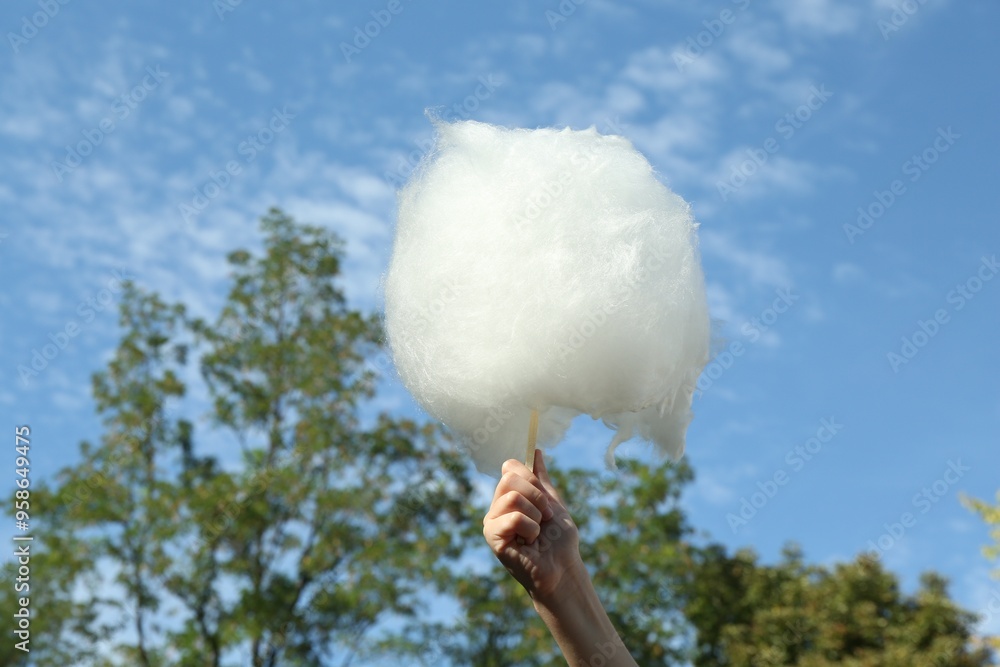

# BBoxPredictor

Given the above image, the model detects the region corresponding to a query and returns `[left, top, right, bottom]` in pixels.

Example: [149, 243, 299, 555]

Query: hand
[482, 450, 584, 602]
[483, 451, 639, 666]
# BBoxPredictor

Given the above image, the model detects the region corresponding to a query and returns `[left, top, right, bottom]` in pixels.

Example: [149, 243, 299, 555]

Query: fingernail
[542, 504, 554, 521]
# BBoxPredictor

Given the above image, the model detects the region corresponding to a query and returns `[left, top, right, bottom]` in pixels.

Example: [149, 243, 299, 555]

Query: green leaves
[682, 545, 993, 667]
[4, 206, 994, 666]
[3, 209, 474, 666]
[444, 453, 994, 667]
[963, 491, 1000, 652]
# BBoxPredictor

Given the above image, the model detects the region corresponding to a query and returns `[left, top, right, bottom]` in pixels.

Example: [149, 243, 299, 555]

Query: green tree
[5, 207, 994, 667]
[3, 209, 472, 666]
[433, 455, 995, 667]
[1, 283, 190, 667]
[963, 490, 1000, 653]
[682, 544, 994, 666]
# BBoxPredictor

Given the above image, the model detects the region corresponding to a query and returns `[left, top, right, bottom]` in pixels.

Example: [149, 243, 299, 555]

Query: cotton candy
[383, 119, 710, 475]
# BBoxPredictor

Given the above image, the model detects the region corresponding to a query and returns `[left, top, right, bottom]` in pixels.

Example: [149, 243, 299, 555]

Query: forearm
[532, 562, 638, 667]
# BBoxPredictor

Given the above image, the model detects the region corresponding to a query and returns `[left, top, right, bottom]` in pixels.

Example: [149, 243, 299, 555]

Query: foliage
[2, 209, 472, 666]
[423, 459, 695, 666]
[437, 456, 993, 667]
[963, 491, 1000, 566]
[2, 208, 994, 667]
[963, 490, 1000, 652]
[682, 545, 994, 667]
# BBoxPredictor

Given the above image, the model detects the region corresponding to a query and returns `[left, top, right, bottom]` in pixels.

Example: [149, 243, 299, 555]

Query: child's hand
[482, 450, 584, 602]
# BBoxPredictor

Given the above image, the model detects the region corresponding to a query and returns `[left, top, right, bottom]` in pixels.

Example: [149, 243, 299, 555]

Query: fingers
[491, 460, 554, 521]
[483, 458, 558, 550]
[485, 490, 544, 525]
[484, 510, 541, 548]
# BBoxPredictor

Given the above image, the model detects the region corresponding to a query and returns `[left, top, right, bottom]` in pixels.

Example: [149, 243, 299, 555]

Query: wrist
[531, 561, 634, 666]
[531, 557, 592, 612]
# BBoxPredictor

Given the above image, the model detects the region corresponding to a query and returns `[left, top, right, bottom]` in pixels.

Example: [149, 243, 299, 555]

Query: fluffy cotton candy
[384, 119, 710, 475]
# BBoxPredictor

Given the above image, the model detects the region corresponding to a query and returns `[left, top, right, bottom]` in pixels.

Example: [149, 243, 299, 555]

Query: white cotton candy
[383, 119, 710, 475]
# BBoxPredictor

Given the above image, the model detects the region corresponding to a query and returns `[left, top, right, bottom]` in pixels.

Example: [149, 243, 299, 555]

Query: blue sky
[2, 0, 998, 646]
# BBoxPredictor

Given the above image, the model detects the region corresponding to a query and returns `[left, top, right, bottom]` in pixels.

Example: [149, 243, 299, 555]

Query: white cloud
[709, 151, 836, 201]
[705, 281, 738, 323]
[166, 95, 196, 123]
[622, 47, 728, 93]
[53, 389, 88, 411]
[324, 164, 396, 210]
[628, 112, 712, 159]
[228, 61, 273, 94]
[726, 29, 793, 75]
[514, 37, 849, 209]
[770, 0, 861, 35]
[281, 196, 393, 306]
[696, 470, 737, 506]
[690, 460, 762, 508]
[833, 262, 866, 284]
[803, 303, 826, 322]
[701, 229, 793, 288]
[0, 56, 67, 142]
[961, 564, 1000, 637]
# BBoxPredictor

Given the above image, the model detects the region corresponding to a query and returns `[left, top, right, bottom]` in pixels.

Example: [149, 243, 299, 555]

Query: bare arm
[482, 451, 638, 667]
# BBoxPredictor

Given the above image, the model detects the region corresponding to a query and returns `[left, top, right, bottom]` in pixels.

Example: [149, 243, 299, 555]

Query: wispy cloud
[770, 0, 862, 35]
[701, 230, 793, 289]
[832, 262, 866, 284]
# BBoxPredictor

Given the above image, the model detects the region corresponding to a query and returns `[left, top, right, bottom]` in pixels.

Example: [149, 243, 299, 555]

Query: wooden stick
[525, 408, 539, 471]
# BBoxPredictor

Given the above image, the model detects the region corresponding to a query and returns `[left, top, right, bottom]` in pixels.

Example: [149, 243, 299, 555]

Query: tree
[5, 207, 995, 666]
[4, 209, 473, 666]
[681, 544, 994, 666]
[2, 283, 191, 667]
[436, 453, 994, 667]
[964, 490, 1000, 653]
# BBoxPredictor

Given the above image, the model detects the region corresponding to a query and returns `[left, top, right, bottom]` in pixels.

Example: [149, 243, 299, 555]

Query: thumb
[533, 449, 563, 504]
